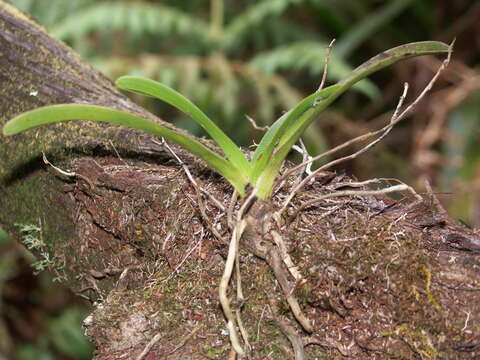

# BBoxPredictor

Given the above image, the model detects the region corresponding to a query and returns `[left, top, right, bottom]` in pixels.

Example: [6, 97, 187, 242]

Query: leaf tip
[2, 121, 15, 136]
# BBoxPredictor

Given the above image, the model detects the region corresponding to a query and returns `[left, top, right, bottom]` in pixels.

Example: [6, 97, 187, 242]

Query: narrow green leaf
[116, 76, 251, 175]
[255, 109, 315, 198]
[2, 104, 248, 195]
[249, 42, 378, 98]
[254, 41, 450, 199]
[334, 0, 414, 58]
[250, 84, 341, 183]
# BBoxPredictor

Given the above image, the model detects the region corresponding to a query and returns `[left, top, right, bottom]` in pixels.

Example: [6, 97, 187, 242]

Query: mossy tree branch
[1, 3, 480, 359]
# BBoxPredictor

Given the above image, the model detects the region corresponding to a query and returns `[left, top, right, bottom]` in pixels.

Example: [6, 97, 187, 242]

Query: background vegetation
[2, 0, 479, 358]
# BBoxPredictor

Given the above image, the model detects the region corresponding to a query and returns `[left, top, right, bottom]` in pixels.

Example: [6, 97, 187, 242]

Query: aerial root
[267, 246, 313, 332]
[268, 293, 307, 360]
[219, 220, 247, 357]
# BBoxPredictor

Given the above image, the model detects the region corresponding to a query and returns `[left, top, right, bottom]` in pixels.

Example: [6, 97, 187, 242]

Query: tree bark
[1, 3, 480, 359]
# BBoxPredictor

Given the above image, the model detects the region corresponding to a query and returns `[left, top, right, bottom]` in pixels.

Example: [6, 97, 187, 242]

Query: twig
[42, 151, 94, 188]
[161, 139, 226, 241]
[278, 41, 453, 214]
[136, 333, 161, 360]
[108, 139, 127, 165]
[318, 39, 336, 92]
[167, 325, 201, 355]
[246, 114, 269, 132]
[157, 139, 225, 211]
[163, 236, 201, 282]
[424, 179, 449, 218]
[256, 305, 268, 343]
[291, 184, 411, 221]
[42, 152, 75, 177]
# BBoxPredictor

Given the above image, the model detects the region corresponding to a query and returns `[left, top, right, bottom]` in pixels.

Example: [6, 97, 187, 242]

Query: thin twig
[42, 152, 75, 177]
[157, 139, 225, 211]
[246, 114, 269, 132]
[291, 184, 410, 221]
[278, 41, 453, 214]
[136, 333, 161, 360]
[163, 236, 201, 282]
[318, 39, 336, 92]
[108, 139, 127, 165]
[161, 139, 226, 242]
[256, 305, 268, 343]
[167, 325, 201, 355]
[424, 179, 449, 218]
[42, 151, 94, 188]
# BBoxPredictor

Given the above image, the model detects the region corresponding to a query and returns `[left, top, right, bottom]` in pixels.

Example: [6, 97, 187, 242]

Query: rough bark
[1, 3, 480, 359]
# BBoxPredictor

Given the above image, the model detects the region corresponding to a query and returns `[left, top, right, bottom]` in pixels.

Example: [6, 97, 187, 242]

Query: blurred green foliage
[13, 0, 426, 155]
[12, 0, 477, 193]
[47, 307, 93, 360]
[0, 227, 8, 244]
[14, 307, 92, 360]
[3, 0, 480, 358]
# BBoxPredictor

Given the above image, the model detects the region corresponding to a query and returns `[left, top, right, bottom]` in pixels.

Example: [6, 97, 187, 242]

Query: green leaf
[249, 42, 378, 98]
[3, 104, 248, 195]
[254, 41, 450, 198]
[334, 0, 414, 58]
[251, 84, 341, 183]
[116, 76, 251, 175]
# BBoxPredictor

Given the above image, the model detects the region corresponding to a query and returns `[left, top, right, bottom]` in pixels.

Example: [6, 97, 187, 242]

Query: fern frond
[223, 0, 305, 50]
[52, 2, 212, 46]
[335, 0, 414, 57]
[249, 42, 379, 98]
[11, 0, 94, 28]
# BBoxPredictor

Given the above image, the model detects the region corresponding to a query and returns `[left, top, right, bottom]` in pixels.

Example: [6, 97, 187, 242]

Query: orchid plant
[3, 41, 449, 199]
